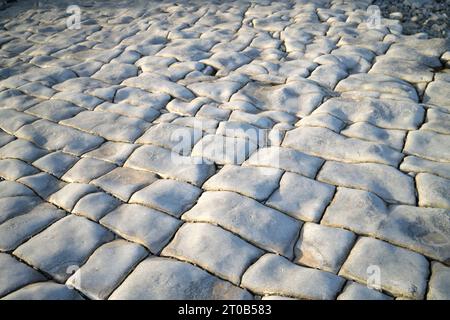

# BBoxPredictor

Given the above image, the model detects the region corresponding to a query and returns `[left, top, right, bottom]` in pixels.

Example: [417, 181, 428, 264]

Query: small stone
[2, 282, 84, 300]
[266, 172, 335, 222]
[18, 172, 66, 199]
[124, 145, 215, 186]
[66, 240, 147, 300]
[404, 130, 450, 162]
[72, 192, 121, 221]
[92, 167, 158, 202]
[241, 253, 345, 300]
[48, 183, 98, 212]
[0, 203, 65, 251]
[283, 126, 403, 166]
[82, 141, 137, 166]
[416, 173, 450, 210]
[191, 134, 257, 165]
[100, 204, 181, 253]
[0, 195, 42, 225]
[61, 157, 116, 184]
[337, 281, 393, 300]
[162, 222, 263, 285]
[339, 237, 429, 299]
[13, 215, 114, 282]
[427, 262, 450, 300]
[294, 223, 356, 273]
[130, 179, 202, 217]
[203, 165, 283, 201]
[183, 191, 302, 258]
[0, 158, 39, 180]
[317, 161, 416, 205]
[0, 253, 46, 298]
[244, 146, 324, 178]
[109, 256, 252, 300]
[32, 151, 78, 178]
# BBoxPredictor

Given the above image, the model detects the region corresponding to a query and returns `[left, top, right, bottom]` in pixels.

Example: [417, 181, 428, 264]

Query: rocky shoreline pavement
[0, 0, 449, 300]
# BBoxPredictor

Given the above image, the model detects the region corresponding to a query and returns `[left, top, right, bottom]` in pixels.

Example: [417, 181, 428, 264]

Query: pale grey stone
[61, 110, 149, 143]
[198, 104, 231, 121]
[337, 282, 393, 300]
[100, 204, 181, 253]
[0, 138, 47, 162]
[0, 253, 46, 298]
[400, 156, 450, 180]
[13, 215, 114, 282]
[404, 130, 450, 162]
[18, 82, 55, 99]
[191, 134, 257, 165]
[241, 253, 345, 300]
[0, 130, 14, 148]
[0, 158, 39, 180]
[183, 191, 301, 258]
[427, 262, 450, 300]
[340, 122, 406, 150]
[48, 183, 98, 212]
[114, 87, 170, 109]
[172, 116, 218, 133]
[136, 123, 202, 155]
[15, 119, 104, 156]
[267, 172, 335, 222]
[317, 161, 415, 205]
[244, 146, 324, 178]
[51, 91, 102, 110]
[130, 179, 201, 217]
[96, 101, 159, 122]
[296, 113, 346, 132]
[92, 62, 138, 85]
[232, 79, 326, 117]
[61, 157, 116, 184]
[216, 121, 266, 145]
[188, 80, 244, 103]
[315, 97, 424, 130]
[421, 108, 450, 135]
[0, 108, 38, 133]
[162, 222, 263, 285]
[0, 203, 65, 251]
[2, 282, 84, 300]
[32, 151, 78, 178]
[369, 57, 433, 84]
[416, 173, 450, 210]
[109, 256, 252, 300]
[423, 80, 450, 112]
[335, 73, 418, 101]
[125, 145, 215, 186]
[83, 141, 137, 166]
[339, 237, 429, 299]
[0, 195, 42, 225]
[26, 99, 82, 121]
[18, 172, 66, 199]
[201, 51, 252, 75]
[92, 167, 158, 202]
[67, 240, 147, 300]
[294, 223, 356, 273]
[323, 187, 450, 263]
[283, 127, 403, 166]
[0, 181, 34, 198]
[123, 73, 195, 101]
[166, 97, 207, 116]
[309, 63, 348, 89]
[203, 165, 283, 201]
[72, 192, 121, 221]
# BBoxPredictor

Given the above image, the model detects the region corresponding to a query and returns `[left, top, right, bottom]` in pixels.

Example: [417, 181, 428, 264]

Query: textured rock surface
[0, 0, 448, 300]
